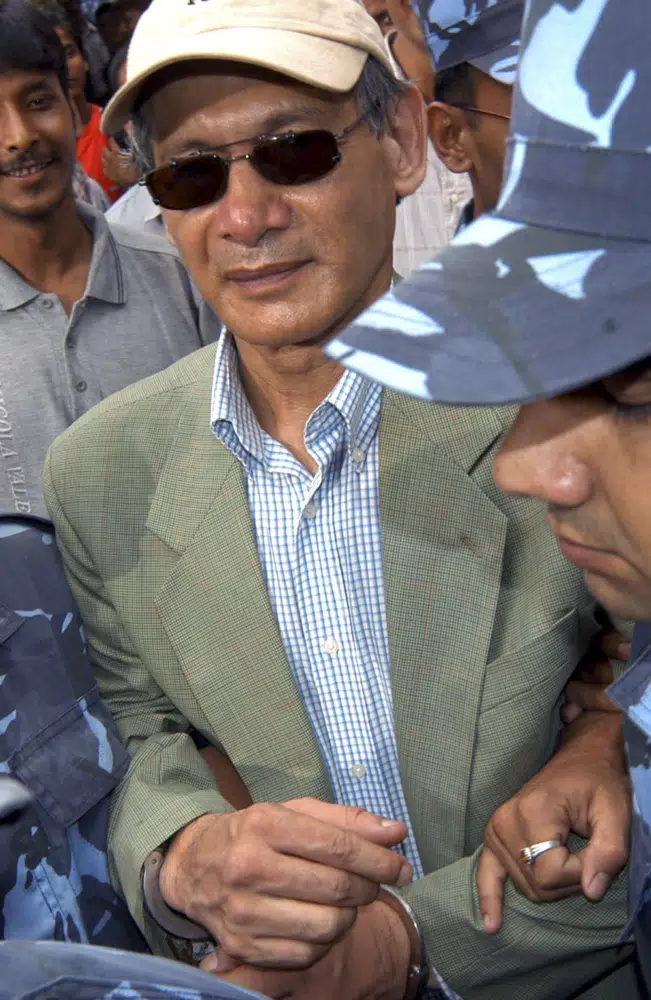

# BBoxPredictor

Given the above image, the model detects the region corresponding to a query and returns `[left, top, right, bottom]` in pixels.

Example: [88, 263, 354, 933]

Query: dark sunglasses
[143, 111, 369, 211]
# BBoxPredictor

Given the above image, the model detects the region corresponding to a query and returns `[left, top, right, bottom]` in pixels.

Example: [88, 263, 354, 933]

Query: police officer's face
[493, 359, 651, 622]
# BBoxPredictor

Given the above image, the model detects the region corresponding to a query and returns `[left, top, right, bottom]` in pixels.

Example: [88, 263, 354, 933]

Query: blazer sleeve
[43, 449, 232, 948]
[403, 843, 633, 1000]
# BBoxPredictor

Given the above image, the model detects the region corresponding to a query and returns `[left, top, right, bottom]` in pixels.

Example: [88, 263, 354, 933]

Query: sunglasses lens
[146, 155, 229, 210]
[254, 130, 340, 186]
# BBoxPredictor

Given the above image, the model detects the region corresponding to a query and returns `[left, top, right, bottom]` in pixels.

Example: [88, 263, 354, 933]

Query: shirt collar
[0, 202, 125, 312]
[210, 328, 381, 471]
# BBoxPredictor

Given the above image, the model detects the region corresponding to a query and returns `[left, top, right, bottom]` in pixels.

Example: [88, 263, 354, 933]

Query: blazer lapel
[148, 388, 331, 805]
[380, 392, 511, 871]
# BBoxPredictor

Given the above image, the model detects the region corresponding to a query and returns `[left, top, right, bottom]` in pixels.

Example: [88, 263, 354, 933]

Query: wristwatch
[377, 885, 430, 1000]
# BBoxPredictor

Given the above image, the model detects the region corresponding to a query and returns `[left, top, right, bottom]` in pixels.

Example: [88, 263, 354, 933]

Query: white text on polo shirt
[0, 383, 31, 514]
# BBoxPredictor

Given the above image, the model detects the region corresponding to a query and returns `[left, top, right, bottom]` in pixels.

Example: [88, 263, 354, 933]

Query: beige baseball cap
[101, 0, 393, 134]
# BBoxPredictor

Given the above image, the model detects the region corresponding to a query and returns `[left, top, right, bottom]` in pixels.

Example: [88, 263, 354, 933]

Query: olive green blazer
[44, 344, 636, 1000]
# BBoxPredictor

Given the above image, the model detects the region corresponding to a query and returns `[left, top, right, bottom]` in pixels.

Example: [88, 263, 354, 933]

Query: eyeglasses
[446, 105, 511, 122]
[143, 112, 369, 211]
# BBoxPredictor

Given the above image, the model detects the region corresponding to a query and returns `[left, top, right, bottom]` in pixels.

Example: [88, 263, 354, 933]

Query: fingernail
[201, 952, 219, 973]
[482, 913, 498, 934]
[397, 862, 413, 886]
[586, 872, 611, 900]
[380, 818, 401, 827]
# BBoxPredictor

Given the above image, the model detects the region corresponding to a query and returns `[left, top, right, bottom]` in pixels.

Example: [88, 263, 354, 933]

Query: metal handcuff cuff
[143, 846, 430, 999]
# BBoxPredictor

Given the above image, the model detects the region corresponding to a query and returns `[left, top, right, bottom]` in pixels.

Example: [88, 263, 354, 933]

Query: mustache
[0, 152, 54, 175]
[547, 505, 615, 550]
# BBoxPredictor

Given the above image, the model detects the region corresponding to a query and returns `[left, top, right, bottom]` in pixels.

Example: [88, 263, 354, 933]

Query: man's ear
[385, 83, 428, 200]
[427, 101, 474, 174]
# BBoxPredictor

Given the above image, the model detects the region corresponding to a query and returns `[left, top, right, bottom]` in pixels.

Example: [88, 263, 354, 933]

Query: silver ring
[519, 839, 562, 865]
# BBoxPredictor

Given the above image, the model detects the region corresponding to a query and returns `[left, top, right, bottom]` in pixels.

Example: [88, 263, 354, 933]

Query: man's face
[493, 361, 651, 621]
[146, 65, 425, 351]
[96, 9, 127, 53]
[0, 70, 76, 222]
[362, 0, 394, 35]
[466, 72, 512, 214]
[55, 28, 87, 101]
[428, 69, 512, 218]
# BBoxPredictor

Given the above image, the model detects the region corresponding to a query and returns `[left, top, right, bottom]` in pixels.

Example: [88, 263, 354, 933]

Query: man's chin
[0, 181, 71, 223]
[583, 567, 651, 624]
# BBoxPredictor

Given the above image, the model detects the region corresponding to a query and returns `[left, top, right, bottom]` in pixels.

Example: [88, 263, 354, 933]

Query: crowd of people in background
[1, 1, 651, 1000]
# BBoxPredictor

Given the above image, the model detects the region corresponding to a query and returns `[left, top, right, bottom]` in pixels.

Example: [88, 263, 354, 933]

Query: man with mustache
[0, 0, 215, 519]
[43, 0, 636, 996]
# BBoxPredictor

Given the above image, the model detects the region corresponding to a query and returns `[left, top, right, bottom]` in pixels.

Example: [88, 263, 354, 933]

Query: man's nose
[493, 399, 594, 509]
[215, 157, 292, 248]
[0, 105, 35, 154]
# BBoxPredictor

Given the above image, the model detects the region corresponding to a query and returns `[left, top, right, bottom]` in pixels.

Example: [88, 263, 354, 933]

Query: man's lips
[547, 516, 616, 571]
[224, 261, 309, 288]
[0, 159, 54, 179]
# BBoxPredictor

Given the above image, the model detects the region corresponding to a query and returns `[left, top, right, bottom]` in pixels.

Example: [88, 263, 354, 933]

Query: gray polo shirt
[0, 202, 217, 517]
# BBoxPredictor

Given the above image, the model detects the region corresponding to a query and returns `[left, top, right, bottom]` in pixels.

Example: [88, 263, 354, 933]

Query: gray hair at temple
[129, 54, 408, 176]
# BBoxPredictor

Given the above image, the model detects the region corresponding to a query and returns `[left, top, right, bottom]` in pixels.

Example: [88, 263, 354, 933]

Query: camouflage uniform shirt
[608, 624, 651, 993]
[0, 516, 146, 950]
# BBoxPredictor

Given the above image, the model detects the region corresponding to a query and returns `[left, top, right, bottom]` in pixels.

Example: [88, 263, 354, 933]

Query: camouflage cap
[326, 0, 651, 407]
[0, 941, 269, 1000]
[415, 0, 523, 84]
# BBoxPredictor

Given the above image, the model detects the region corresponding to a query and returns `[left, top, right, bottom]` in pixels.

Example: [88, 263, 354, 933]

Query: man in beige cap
[43, 1, 635, 998]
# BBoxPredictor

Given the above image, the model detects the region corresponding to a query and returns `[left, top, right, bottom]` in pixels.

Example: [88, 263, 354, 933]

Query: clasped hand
[160, 797, 412, 969]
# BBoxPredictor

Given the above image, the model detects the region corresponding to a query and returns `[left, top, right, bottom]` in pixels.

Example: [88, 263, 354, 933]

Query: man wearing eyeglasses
[42, 0, 632, 998]
[425, 0, 520, 228]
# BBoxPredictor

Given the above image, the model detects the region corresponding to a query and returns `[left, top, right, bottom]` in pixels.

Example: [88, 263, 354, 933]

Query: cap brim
[468, 42, 520, 85]
[101, 28, 369, 134]
[325, 212, 651, 406]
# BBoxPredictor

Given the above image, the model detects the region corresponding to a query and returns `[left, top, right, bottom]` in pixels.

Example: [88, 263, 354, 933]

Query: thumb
[200, 948, 240, 975]
[284, 797, 408, 847]
[579, 796, 629, 901]
[476, 847, 507, 935]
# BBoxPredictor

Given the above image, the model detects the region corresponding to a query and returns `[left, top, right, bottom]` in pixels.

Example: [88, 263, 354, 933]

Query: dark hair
[107, 41, 128, 93]
[0, 0, 70, 96]
[434, 62, 479, 127]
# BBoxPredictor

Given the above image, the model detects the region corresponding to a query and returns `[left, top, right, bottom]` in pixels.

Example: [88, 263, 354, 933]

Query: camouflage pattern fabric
[0, 940, 268, 999]
[0, 516, 146, 950]
[327, 0, 651, 408]
[608, 626, 651, 991]
[414, 0, 522, 82]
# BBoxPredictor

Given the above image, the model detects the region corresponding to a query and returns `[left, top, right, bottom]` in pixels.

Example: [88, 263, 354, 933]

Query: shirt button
[74, 379, 88, 393]
[450, 193, 460, 204]
[350, 764, 367, 779]
[351, 447, 365, 465]
[41, 297, 54, 309]
[322, 637, 339, 656]
[304, 502, 317, 520]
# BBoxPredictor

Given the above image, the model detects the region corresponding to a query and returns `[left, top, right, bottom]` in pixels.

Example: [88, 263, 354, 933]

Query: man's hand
[102, 138, 139, 189]
[160, 798, 412, 969]
[476, 711, 630, 933]
[562, 629, 629, 724]
[202, 896, 411, 1000]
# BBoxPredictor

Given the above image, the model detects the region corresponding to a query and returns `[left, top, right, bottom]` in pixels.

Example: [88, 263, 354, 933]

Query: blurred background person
[104, 43, 162, 231]
[363, 0, 470, 276]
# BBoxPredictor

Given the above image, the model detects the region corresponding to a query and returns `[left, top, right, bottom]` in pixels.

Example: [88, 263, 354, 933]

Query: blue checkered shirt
[210, 331, 423, 876]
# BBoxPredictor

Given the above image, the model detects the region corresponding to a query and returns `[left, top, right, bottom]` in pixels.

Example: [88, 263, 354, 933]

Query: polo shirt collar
[0, 201, 126, 312]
